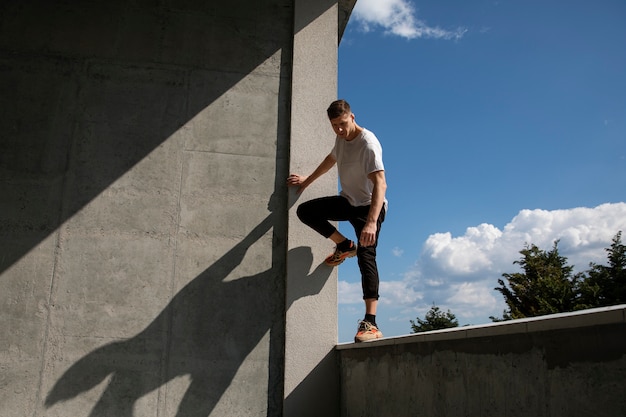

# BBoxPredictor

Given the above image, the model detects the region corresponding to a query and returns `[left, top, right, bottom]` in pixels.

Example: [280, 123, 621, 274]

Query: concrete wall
[0, 1, 352, 416]
[337, 305, 626, 417]
[284, 1, 340, 417]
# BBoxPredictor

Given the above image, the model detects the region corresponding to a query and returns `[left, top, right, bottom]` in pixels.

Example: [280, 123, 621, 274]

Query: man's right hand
[287, 174, 308, 194]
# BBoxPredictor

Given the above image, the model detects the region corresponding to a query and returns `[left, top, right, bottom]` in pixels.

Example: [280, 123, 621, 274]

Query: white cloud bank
[352, 0, 466, 40]
[339, 203, 626, 324]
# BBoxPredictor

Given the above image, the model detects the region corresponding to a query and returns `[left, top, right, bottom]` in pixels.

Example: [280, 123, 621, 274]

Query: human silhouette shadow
[45, 212, 330, 416]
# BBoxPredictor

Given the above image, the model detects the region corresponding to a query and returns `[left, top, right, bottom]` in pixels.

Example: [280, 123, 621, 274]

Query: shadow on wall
[44, 211, 331, 416]
[0, 0, 334, 275]
[0, 0, 339, 415]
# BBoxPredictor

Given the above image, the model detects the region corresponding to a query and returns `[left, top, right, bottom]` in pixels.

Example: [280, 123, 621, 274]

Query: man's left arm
[360, 170, 387, 247]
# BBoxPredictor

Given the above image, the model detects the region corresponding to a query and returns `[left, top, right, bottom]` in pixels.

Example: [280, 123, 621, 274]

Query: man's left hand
[359, 222, 377, 247]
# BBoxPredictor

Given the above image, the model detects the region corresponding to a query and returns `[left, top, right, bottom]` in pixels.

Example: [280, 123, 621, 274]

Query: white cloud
[352, 0, 467, 40]
[338, 280, 363, 305]
[424, 223, 502, 275]
[392, 246, 404, 257]
[417, 203, 626, 282]
[339, 203, 626, 326]
[446, 281, 500, 319]
[339, 279, 423, 305]
[380, 280, 423, 305]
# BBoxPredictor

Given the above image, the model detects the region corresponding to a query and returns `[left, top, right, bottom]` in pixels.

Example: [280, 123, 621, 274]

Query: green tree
[410, 304, 459, 333]
[578, 231, 626, 308]
[493, 240, 581, 320]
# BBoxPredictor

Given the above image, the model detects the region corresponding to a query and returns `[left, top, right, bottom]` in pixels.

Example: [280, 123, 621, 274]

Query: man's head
[327, 99, 351, 119]
[327, 99, 359, 140]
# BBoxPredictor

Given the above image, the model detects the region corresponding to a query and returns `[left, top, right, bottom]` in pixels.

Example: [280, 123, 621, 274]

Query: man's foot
[324, 240, 357, 266]
[354, 320, 383, 343]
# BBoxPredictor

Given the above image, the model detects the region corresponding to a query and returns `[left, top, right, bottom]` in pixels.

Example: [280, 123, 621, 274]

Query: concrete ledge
[336, 304, 626, 350]
[337, 305, 626, 417]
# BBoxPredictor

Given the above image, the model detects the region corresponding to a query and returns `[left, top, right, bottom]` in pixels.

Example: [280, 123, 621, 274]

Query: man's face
[329, 113, 356, 140]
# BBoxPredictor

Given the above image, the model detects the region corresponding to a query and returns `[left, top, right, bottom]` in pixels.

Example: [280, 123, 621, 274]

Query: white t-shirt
[331, 128, 387, 208]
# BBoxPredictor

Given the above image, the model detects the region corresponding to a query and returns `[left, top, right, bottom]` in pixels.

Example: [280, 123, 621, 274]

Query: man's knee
[357, 245, 377, 260]
[296, 203, 308, 223]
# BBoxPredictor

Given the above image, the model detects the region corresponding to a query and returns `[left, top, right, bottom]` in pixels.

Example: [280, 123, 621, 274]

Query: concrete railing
[336, 305, 626, 417]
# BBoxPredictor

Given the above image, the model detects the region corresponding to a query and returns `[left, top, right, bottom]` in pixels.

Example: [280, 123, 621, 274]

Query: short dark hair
[327, 99, 351, 119]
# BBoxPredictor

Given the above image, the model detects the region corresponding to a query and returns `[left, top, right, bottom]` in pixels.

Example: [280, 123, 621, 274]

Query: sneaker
[354, 320, 383, 343]
[324, 241, 357, 266]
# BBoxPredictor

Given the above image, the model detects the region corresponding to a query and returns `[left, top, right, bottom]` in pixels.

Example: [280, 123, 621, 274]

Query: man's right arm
[287, 153, 336, 194]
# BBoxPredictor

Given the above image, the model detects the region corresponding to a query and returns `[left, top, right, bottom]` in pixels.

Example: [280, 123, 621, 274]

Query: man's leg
[365, 298, 377, 315]
[328, 230, 347, 245]
[351, 205, 385, 341]
[296, 196, 352, 239]
[350, 205, 385, 302]
[297, 196, 358, 265]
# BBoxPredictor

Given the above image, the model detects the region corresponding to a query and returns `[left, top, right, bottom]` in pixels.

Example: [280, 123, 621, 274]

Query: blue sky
[335, 0, 626, 342]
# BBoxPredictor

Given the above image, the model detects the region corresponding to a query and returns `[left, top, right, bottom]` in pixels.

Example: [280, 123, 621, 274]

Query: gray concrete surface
[0, 1, 353, 416]
[285, 2, 341, 416]
[337, 305, 626, 417]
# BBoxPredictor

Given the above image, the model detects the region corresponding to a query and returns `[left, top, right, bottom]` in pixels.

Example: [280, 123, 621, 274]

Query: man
[287, 99, 387, 342]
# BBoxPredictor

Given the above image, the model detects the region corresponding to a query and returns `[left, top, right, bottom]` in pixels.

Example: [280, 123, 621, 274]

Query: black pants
[296, 196, 385, 300]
